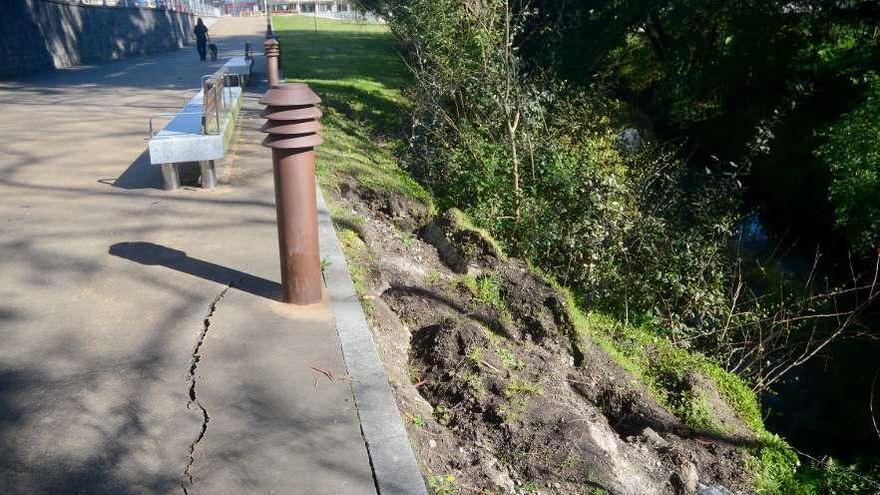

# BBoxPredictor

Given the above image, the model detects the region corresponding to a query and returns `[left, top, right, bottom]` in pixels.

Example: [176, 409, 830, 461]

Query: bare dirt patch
[326, 177, 757, 495]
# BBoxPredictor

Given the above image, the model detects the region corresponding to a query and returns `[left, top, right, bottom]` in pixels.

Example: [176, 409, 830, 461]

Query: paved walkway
[0, 17, 378, 494]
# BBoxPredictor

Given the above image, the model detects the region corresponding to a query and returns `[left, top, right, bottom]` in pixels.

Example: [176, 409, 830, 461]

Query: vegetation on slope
[274, 10, 879, 493]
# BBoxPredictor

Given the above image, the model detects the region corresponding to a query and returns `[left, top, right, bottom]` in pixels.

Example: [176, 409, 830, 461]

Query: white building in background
[269, 0, 352, 14]
[224, 0, 351, 15]
[225, 0, 380, 21]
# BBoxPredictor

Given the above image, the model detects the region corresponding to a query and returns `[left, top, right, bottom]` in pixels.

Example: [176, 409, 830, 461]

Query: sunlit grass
[273, 15, 431, 207]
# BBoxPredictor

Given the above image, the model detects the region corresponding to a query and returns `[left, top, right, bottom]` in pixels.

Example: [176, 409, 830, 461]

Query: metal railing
[74, 0, 221, 16]
[147, 73, 236, 137]
[201, 69, 240, 134]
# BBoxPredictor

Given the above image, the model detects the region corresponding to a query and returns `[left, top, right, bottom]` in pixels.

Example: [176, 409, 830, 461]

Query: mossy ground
[550, 281, 828, 494]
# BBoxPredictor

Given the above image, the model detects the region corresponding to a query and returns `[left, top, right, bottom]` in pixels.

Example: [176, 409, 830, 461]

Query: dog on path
[208, 43, 218, 61]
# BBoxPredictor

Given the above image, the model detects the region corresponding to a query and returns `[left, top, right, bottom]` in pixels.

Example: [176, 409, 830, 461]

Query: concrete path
[0, 17, 377, 495]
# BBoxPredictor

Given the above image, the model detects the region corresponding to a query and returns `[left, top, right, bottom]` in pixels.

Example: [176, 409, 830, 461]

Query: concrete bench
[224, 55, 254, 87]
[148, 68, 243, 190]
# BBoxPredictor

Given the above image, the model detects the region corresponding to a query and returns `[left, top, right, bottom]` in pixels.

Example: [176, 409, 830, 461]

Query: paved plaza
[0, 16, 401, 494]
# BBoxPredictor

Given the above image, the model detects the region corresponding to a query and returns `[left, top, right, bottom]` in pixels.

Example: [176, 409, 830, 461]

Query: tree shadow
[382, 283, 514, 339]
[0, 293, 202, 494]
[274, 20, 410, 133]
[190, 377, 380, 493]
[275, 23, 408, 90]
[1, 4, 262, 81]
[0, 306, 18, 323]
[309, 80, 408, 135]
[109, 242, 280, 300]
[2, 3, 195, 80]
[1, 30, 258, 90]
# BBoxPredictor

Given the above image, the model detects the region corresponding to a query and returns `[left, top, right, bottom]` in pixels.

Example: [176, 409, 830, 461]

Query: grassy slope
[272, 15, 431, 207]
[272, 14, 806, 494]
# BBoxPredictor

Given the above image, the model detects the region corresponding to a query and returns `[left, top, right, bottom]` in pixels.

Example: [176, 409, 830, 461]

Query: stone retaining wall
[0, 0, 212, 78]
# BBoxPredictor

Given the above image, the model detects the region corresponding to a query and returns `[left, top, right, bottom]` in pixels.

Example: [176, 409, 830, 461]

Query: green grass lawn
[272, 15, 431, 207]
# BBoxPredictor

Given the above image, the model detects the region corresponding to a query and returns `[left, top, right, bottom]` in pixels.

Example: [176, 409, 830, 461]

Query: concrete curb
[316, 187, 429, 495]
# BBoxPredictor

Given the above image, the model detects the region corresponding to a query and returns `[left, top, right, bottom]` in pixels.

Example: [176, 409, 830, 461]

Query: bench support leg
[160, 163, 180, 190]
[200, 160, 217, 189]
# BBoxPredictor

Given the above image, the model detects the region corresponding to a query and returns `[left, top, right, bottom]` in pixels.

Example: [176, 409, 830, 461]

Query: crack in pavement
[180, 280, 240, 495]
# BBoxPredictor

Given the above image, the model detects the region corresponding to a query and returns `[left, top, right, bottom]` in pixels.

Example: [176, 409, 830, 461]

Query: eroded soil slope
[328, 180, 757, 495]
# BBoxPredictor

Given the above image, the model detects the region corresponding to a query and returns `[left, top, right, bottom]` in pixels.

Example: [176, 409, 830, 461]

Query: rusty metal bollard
[264, 38, 280, 88]
[260, 84, 325, 305]
[266, 15, 275, 39]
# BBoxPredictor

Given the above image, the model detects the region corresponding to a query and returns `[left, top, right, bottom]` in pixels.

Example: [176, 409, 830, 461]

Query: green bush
[816, 72, 880, 253]
[386, 0, 743, 337]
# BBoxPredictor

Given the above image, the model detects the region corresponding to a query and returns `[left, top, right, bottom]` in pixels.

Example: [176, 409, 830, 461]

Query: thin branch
[872, 369, 880, 443]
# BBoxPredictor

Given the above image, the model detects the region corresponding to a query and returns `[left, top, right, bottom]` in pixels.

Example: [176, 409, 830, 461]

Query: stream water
[738, 213, 880, 462]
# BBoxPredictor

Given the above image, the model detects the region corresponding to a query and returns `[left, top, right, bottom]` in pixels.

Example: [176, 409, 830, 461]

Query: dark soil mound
[327, 177, 757, 494]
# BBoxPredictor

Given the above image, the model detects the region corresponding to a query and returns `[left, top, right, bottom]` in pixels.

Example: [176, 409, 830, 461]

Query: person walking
[194, 18, 209, 62]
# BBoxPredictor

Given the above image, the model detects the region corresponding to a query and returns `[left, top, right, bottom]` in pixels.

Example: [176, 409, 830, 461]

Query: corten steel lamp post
[265, 0, 274, 38]
[264, 38, 280, 88]
[260, 84, 325, 305]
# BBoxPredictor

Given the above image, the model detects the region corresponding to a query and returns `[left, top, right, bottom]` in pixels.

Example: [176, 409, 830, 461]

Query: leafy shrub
[383, 0, 745, 339]
[816, 72, 880, 253]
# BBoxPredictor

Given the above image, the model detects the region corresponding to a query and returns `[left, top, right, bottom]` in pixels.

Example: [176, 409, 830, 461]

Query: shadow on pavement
[109, 241, 280, 300]
[111, 150, 204, 190]
[0, 364, 182, 494]
[0, 32, 256, 91]
[111, 149, 164, 189]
